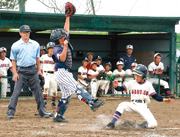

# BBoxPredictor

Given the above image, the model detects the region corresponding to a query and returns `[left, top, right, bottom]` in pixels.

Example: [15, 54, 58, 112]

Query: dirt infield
[0, 96, 180, 137]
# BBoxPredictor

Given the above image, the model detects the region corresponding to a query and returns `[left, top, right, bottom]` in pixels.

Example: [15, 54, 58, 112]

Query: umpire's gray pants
[6, 66, 47, 116]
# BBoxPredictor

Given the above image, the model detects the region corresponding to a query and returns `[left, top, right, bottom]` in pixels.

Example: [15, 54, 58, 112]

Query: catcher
[105, 64, 174, 130]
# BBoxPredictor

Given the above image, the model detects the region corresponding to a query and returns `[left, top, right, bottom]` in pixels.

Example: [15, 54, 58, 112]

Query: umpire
[6, 25, 49, 119]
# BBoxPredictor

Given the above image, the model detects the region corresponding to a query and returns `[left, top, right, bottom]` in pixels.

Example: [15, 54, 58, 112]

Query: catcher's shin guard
[76, 85, 94, 106]
[56, 96, 71, 116]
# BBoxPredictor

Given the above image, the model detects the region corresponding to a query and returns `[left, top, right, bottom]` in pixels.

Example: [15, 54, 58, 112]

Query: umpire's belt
[18, 65, 35, 68]
[132, 100, 146, 103]
[44, 71, 54, 74]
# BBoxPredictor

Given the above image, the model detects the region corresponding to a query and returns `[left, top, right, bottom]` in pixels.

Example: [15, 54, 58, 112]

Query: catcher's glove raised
[65, 2, 76, 17]
[97, 71, 105, 80]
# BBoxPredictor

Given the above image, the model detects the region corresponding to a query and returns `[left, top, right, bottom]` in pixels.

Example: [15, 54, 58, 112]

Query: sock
[165, 88, 171, 95]
[112, 111, 122, 123]
[43, 94, 48, 101]
[52, 96, 56, 102]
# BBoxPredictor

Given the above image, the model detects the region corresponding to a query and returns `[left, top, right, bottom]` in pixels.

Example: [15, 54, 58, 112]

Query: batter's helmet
[50, 28, 68, 41]
[47, 42, 55, 50]
[132, 64, 147, 79]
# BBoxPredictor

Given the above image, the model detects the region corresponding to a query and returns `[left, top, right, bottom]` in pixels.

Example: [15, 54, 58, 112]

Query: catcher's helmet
[132, 64, 147, 79]
[105, 62, 112, 68]
[95, 55, 102, 61]
[47, 42, 55, 50]
[50, 29, 68, 41]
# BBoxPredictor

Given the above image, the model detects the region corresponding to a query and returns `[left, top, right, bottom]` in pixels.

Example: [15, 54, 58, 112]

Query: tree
[0, 0, 27, 10]
[37, 0, 101, 15]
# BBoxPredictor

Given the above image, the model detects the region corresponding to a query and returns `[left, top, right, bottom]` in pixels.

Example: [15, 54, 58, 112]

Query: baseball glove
[97, 71, 105, 80]
[65, 2, 76, 17]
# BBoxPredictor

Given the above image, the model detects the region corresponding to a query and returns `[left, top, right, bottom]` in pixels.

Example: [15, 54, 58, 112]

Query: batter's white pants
[43, 72, 57, 97]
[148, 78, 169, 89]
[1, 78, 7, 97]
[114, 81, 127, 94]
[55, 68, 79, 99]
[116, 102, 157, 128]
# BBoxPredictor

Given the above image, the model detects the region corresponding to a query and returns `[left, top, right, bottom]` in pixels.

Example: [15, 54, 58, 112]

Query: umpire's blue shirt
[10, 38, 40, 67]
[121, 54, 136, 70]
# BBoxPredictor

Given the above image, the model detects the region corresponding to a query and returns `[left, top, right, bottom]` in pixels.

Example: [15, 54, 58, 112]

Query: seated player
[105, 64, 174, 130]
[113, 61, 125, 94]
[104, 62, 113, 94]
[95, 55, 109, 96]
[40, 42, 57, 109]
[77, 57, 91, 90]
[88, 61, 99, 98]
[148, 53, 174, 98]
[123, 62, 137, 84]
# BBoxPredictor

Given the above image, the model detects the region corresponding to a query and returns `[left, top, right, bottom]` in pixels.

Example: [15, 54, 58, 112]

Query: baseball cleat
[51, 102, 56, 109]
[105, 121, 115, 130]
[91, 99, 106, 112]
[53, 116, 68, 123]
[39, 114, 50, 118]
[7, 114, 14, 119]
[44, 101, 47, 108]
[167, 94, 175, 98]
[138, 121, 148, 128]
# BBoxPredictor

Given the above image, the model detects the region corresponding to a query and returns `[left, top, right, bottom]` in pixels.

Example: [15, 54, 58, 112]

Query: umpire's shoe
[7, 114, 14, 119]
[91, 99, 106, 112]
[39, 114, 50, 118]
[53, 115, 68, 123]
[105, 121, 115, 130]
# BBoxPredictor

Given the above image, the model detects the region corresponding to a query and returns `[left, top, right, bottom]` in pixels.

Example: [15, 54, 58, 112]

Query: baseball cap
[131, 62, 137, 67]
[91, 61, 97, 66]
[105, 62, 112, 67]
[20, 25, 31, 32]
[87, 52, 94, 56]
[0, 47, 7, 52]
[117, 61, 124, 66]
[154, 53, 162, 58]
[40, 45, 46, 50]
[126, 44, 133, 50]
[82, 57, 89, 62]
[95, 55, 102, 61]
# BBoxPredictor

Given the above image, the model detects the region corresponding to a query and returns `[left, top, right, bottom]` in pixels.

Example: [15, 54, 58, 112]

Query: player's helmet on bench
[132, 64, 147, 79]
[50, 28, 68, 42]
[47, 42, 55, 50]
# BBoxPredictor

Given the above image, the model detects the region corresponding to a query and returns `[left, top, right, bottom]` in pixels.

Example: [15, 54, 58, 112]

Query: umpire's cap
[95, 55, 102, 61]
[132, 64, 147, 78]
[47, 42, 55, 50]
[0, 47, 7, 52]
[20, 25, 31, 32]
[50, 28, 68, 41]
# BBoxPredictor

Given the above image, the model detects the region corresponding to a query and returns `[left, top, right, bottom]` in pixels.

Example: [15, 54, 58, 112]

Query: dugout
[0, 11, 179, 95]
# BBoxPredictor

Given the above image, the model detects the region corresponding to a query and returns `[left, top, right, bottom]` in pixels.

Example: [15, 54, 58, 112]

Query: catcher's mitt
[97, 71, 105, 80]
[65, 2, 76, 17]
